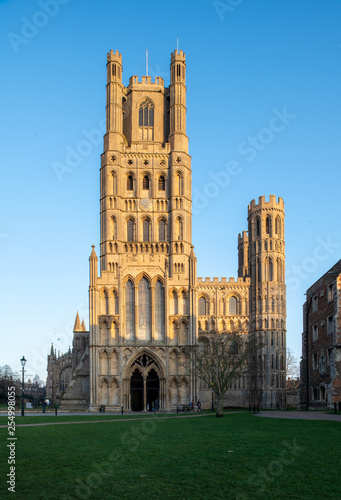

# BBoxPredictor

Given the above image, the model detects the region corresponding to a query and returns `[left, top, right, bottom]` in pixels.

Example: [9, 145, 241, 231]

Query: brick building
[299, 260, 341, 409]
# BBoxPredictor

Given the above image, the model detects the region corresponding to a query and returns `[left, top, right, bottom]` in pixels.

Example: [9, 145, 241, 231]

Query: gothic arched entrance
[131, 368, 143, 411]
[146, 368, 159, 411]
[126, 352, 164, 411]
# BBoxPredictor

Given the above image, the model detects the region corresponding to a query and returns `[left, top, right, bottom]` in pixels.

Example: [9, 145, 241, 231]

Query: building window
[176, 172, 183, 196]
[127, 175, 134, 191]
[275, 216, 281, 236]
[176, 217, 183, 240]
[154, 280, 165, 340]
[257, 258, 262, 283]
[143, 175, 149, 190]
[265, 215, 271, 235]
[143, 219, 150, 242]
[198, 297, 207, 315]
[312, 295, 318, 313]
[112, 172, 117, 194]
[127, 219, 135, 242]
[313, 353, 318, 370]
[319, 355, 326, 375]
[125, 280, 135, 339]
[139, 100, 154, 127]
[277, 258, 283, 282]
[313, 387, 319, 400]
[113, 290, 119, 314]
[158, 220, 166, 242]
[327, 315, 334, 335]
[229, 296, 237, 315]
[112, 216, 117, 240]
[229, 341, 238, 354]
[328, 283, 334, 302]
[104, 290, 109, 315]
[312, 324, 318, 342]
[158, 175, 166, 191]
[138, 278, 151, 340]
[265, 257, 273, 281]
[254, 217, 260, 238]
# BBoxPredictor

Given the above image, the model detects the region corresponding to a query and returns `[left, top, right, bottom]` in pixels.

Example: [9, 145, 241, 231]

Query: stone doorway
[146, 368, 159, 411]
[131, 368, 143, 411]
[128, 353, 162, 411]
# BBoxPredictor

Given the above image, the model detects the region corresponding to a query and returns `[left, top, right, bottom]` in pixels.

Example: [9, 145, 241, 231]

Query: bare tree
[190, 333, 251, 417]
[286, 348, 299, 379]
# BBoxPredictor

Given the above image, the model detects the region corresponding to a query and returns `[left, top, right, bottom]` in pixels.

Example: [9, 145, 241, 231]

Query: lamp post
[20, 356, 26, 417]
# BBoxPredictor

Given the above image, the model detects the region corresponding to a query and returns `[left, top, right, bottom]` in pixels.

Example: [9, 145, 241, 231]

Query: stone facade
[46, 50, 287, 411]
[299, 260, 341, 410]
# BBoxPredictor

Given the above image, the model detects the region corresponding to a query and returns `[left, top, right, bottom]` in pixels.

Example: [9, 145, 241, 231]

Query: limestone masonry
[46, 50, 287, 411]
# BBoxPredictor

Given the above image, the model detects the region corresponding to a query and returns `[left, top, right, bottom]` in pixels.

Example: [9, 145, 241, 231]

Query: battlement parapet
[197, 276, 250, 286]
[171, 50, 186, 63]
[238, 230, 248, 242]
[107, 50, 122, 63]
[248, 195, 284, 213]
[128, 75, 165, 89]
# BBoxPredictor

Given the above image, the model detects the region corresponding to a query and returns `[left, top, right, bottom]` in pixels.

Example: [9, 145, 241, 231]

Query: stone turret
[247, 195, 286, 408]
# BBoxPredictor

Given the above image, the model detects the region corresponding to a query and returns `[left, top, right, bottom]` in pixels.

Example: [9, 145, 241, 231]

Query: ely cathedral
[46, 49, 287, 411]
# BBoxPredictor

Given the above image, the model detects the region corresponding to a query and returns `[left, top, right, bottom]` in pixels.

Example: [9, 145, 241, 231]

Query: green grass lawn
[0, 412, 340, 500]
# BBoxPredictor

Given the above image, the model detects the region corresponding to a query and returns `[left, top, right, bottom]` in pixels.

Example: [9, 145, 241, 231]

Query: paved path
[0, 412, 215, 428]
[255, 411, 341, 422]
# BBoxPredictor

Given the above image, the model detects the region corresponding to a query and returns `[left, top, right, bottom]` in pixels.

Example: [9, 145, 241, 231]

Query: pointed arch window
[275, 216, 281, 236]
[198, 297, 207, 316]
[104, 290, 109, 315]
[127, 219, 135, 242]
[138, 278, 151, 340]
[158, 175, 166, 191]
[176, 217, 183, 240]
[112, 216, 117, 240]
[177, 172, 183, 196]
[112, 172, 117, 195]
[159, 220, 166, 242]
[257, 257, 262, 282]
[277, 258, 283, 282]
[139, 100, 154, 127]
[268, 257, 273, 281]
[143, 219, 150, 242]
[143, 175, 149, 190]
[113, 290, 119, 314]
[125, 280, 134, 339]
[229, 296, 237, 315]
[266, 215, 271, 236]
[127, 175, 133, 191]
[171, 290, 178, 315]
[255, 216, 260, 238]
[182, 291, 188, 315]
[155, 280, 165, 340]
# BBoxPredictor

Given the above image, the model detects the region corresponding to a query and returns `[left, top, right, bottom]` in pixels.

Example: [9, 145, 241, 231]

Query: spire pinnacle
[90, 245, 97, 259]
[81, 319, 86, 331]
[73, 312, 82, 332]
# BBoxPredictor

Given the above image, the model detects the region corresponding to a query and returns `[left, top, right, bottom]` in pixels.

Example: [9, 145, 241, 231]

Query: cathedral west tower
[47, 49, 286, 411]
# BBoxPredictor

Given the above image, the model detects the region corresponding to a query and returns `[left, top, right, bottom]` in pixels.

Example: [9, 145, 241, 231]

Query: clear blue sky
[1, 0, 340, 381]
